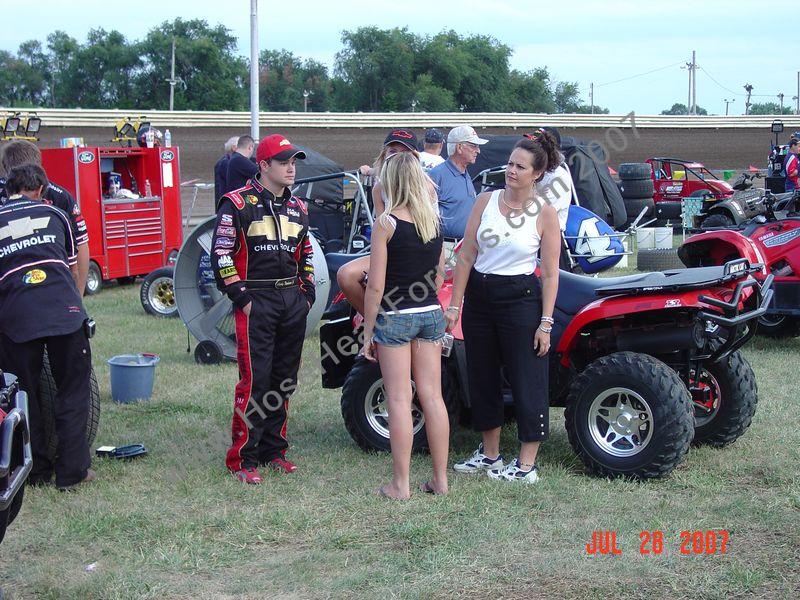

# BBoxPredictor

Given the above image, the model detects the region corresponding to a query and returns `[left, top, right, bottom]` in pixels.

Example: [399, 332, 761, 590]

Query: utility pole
[796, 71, 799, 115]
[249, 0, 259, 141]
[743, 83, 753, 115]
[778, 92, 785, 115]
[166, 37, 179, 111]
[590, 82, 594, 114]
[724, 98, 734, 116]
[685, 59, 692, 114]
[691, 50, 697, 115]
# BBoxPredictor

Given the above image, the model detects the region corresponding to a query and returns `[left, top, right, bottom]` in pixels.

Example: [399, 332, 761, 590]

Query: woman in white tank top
[444, 131, 562, 484]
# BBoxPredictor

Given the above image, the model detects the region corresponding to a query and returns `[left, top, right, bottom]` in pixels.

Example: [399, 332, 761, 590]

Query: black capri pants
[461, 269, 549, 442]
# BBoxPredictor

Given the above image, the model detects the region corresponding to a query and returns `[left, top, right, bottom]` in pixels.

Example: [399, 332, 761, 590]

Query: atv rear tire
[619, 178, 655, 199]
[701, 212, 735, 229]
[756, 314, 800, 338]
[341, 356, 460, 453]
[618, 163, 651, 180]
[565, 352, 694, 479]
[636, 248, 683, 271]
[691, 351, 757, 447]
[40, 352, 100, 463]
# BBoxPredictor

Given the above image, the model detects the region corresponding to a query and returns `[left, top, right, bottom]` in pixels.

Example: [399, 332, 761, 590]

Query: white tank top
[474, 189, 541, 276]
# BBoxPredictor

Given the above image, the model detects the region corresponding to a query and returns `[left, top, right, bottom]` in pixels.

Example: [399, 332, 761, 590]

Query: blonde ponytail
[378, 153, 440, 243]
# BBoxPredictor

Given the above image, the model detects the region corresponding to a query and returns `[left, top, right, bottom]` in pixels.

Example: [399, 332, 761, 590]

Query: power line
[698, 66, 776, 97]
[595, 61, 684, 88]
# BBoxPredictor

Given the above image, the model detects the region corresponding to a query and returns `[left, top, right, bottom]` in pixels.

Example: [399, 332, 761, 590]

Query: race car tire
[691, 351, 758, 447]
[636, 248, 683, 271]
[40, 352, 100, 463]
[619, 178, 655, 199]
[618, 163, 652, 180]
[565, 352, 694, 479]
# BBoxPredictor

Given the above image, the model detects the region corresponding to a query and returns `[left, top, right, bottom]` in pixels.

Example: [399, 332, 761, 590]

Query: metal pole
[797, 72, 799, 115]
[686, 59, 692, 115]
[778, 93, 784, 114]
[692, 50, 697, 115]
[590, 83, 594, 114]
[744, 84, 753, 115]
[250, 0, 259, 141]
[169, 38, 176, 111]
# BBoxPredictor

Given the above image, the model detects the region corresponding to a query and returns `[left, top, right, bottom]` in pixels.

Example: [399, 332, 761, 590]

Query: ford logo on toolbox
[78, 151, 95, 164]
[160, 150, 175, 161]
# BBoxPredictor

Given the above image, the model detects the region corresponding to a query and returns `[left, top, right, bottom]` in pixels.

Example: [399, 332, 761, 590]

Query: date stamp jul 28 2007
[585, 530, 730, 556]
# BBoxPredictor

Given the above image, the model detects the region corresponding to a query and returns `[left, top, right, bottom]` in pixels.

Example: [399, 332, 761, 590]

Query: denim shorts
[373, 308, 446, 346]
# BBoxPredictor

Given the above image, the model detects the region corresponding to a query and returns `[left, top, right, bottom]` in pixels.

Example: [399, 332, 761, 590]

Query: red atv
[320, 260, 772, 479]
[680, 189, 800, 337]
[0, 370, 33, 544]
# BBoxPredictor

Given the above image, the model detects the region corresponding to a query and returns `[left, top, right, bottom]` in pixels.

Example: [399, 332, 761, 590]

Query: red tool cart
[40, 146, 183, 300]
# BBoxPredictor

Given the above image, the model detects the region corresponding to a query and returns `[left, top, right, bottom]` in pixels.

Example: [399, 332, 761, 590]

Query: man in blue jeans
[428, 125, 488, 239]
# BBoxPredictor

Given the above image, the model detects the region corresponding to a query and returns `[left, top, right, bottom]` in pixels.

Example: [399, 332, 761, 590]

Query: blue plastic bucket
[107, 353, 160, 404]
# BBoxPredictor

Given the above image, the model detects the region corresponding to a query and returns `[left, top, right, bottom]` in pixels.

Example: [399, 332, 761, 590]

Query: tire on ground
[701, 212, 735, 229]
[691, 351, 758, 447]
[140, 267, 178, 317]
[565, 352, 694, 479]
[85, 261, 102, 296]
[341, 355, 460, 453]
[40, 352, 100, 463]
[619, 178, 655, 199]
[636, 248, 683, 271]
[624, 197, 655, 222]
[618, 163, 652, 180]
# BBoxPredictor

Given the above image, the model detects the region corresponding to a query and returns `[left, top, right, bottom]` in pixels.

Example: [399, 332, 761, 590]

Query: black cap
[424, 128, 444, 144]
[383, 129, 419, 152]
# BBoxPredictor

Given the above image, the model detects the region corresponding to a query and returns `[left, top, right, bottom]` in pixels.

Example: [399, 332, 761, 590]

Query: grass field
[2, 282, 799, 599]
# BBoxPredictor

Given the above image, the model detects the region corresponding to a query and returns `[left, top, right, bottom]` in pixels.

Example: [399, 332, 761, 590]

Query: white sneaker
[453, 443, 504, 474]
[487, 458, 540, 484]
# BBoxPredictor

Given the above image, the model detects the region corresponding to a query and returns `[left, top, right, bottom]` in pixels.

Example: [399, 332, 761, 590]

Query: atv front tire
[565, 352, 694, 479]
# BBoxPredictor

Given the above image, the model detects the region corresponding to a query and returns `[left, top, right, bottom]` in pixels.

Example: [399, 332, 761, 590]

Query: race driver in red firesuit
[211, 134, 315, 484]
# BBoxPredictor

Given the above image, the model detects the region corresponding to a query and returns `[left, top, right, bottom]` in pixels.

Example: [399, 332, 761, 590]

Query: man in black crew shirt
[214, 136, 239, 204]
[223, 135, 259, 197]
[0, 140, 90, 294]
[0, 164, 94, 490]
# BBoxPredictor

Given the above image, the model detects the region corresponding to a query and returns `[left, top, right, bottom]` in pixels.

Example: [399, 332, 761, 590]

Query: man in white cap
[428, 125, 488, 238]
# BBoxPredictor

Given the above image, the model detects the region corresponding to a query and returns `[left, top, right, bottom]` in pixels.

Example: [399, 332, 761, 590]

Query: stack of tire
[617, 163, 655, 227]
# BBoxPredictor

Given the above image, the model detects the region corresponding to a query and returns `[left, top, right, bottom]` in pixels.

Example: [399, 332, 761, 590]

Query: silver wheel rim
[692, 369, 721, 427]
[148, 277, 176, 314]
[87, 269, 100, 292]
[588, 387, 653, 457]
[364, 378, 425, 440]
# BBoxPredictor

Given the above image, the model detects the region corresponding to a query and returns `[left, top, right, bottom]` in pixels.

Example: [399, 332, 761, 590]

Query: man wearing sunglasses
[428, 125, 488, 239]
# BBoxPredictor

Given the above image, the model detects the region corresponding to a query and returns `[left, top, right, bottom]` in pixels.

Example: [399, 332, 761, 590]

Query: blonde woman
[361, 152, 448, 500]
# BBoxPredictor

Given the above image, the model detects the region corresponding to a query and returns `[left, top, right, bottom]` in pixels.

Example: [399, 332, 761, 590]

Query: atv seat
[556, 270, 652, 314]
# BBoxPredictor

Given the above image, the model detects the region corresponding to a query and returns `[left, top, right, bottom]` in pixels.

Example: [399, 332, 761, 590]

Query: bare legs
[337, 255, 370, 315]
[482, 429, 541, 468]
[377, 339, 448, 499]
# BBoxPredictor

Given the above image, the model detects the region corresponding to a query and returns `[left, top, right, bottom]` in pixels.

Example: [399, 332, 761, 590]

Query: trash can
[107, 353, 160, 404]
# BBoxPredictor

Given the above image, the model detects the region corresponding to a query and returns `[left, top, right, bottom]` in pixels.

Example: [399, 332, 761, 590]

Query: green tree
[260, 50, 332, 112]
[14, 41, 49, 105]
[46, 31, 81, 108]
[334, 27, 419, 111]
[134, 18, 248, 111]
[661, 103, 707, 115]
[748, 102, 793, 115]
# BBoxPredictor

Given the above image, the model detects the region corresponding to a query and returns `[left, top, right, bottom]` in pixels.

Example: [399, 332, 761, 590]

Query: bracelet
[538, 325, 552, 334]
[540, 316, 555, 324]
[445, 306, 460, 313]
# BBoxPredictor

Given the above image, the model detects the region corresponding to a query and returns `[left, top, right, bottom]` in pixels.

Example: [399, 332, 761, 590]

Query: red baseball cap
[256, 134, 307, 162]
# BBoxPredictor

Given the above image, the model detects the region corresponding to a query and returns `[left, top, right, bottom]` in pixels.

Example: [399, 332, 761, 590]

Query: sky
[2, 0, 797, 115]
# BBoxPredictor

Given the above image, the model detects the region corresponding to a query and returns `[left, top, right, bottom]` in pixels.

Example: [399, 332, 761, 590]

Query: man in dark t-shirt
[224, 135, 259, 196]
[0, 164, 94, 490]
[0, 139, 89, 294]
[214, 136, 239, 204]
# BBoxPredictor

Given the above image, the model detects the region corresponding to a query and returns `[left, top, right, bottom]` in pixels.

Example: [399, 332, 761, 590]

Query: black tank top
[381, 217, 443, 312]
